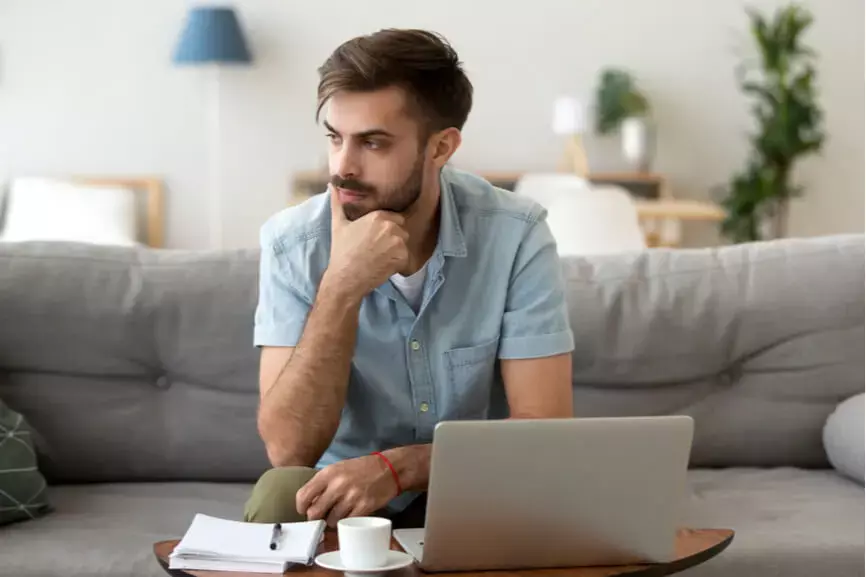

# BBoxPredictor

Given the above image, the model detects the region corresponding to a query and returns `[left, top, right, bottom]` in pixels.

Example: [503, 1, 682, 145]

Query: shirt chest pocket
[443, 338, 499, 419]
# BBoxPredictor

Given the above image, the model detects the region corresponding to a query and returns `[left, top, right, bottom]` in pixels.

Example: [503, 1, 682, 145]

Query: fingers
[329, 185, 348, 231]
[370, 210, 406, 228]
[327, 492, 377, 527]
[367, 212, 408, 244]
[348, 497, 377, 519]
[385, 221, 410, 243]
[325, 493, 356, 528]
[296, 474, 326, 518]
[297, 458, 389, 527]
[305, 483, 342, 522]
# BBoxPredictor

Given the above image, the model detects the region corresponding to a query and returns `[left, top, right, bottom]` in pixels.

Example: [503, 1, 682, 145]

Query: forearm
[382, 444, 432, 493]
[377, 409, 566, 495]
[258, 274, 362, 467]
[380, 411, 569, 493]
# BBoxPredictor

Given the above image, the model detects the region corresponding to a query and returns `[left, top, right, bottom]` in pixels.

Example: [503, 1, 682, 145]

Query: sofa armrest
[823, 392, 864, 484]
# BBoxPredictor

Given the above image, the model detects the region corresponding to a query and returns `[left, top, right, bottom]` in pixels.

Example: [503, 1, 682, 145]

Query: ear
[428, 127, 462, 169]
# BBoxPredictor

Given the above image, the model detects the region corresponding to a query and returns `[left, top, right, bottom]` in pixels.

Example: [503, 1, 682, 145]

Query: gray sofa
[0, 234, 863, 577]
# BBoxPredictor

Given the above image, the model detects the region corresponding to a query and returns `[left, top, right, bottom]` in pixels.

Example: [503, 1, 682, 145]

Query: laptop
[393, 415, 694, 572]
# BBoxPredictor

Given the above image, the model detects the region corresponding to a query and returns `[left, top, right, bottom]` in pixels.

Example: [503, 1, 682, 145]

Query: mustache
[330, 176, 375, 194]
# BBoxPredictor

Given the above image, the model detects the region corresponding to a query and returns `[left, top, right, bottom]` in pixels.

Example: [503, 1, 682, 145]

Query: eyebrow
[323, 120, 394, 139]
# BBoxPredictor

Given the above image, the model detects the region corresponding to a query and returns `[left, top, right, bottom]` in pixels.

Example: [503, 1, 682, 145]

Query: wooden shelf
[633, 199, 726, 221]
[288, 169, 728, 245]
[291, 169, 670, 200]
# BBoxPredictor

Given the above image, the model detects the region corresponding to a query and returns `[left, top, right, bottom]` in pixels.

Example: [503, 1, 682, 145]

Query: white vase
[621, 116, 655, 172]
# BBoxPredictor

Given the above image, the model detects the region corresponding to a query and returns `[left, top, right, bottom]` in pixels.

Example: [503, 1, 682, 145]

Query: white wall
[0, 0, 862, 249]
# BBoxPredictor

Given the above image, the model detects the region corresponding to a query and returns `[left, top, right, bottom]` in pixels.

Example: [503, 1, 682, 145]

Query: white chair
[514, 173, 646, 255]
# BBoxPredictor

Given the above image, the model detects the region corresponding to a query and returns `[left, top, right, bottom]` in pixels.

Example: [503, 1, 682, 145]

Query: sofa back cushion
[0, 243, 269, 483]
[552, 234, 863, 468]
[0, 234, 862, 482]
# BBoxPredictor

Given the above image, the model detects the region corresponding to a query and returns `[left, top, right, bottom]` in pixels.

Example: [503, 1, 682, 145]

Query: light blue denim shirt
[254, 166, 574, 511]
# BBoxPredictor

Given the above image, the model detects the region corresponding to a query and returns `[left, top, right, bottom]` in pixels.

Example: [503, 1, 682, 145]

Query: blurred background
[0, 0, 862, 250]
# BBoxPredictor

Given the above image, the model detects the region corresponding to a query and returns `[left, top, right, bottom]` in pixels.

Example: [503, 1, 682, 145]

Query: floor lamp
[172, 6, 253, 249]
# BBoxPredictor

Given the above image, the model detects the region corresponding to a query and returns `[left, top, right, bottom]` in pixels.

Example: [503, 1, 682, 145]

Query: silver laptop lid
[419, 416, 694, 571]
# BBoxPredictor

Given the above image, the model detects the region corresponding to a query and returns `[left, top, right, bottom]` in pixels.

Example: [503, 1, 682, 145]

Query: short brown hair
[316, 29, 473, 136]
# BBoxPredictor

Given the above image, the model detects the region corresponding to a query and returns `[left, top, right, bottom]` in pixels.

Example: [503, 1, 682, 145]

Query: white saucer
[314, 550, 415, 576]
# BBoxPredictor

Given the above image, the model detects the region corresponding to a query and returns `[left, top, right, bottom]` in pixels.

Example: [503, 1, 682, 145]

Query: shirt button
[410, 340, 421, 351]
[419, 402, 430, 413]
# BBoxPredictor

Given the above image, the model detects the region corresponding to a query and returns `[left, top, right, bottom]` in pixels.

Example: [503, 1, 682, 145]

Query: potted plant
[594, 68, 653, 172]
[717, 3, 824, 243]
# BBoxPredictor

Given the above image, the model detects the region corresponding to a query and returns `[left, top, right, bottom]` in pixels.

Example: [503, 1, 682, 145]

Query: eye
[363, 140, 386, 150]
[326, 133, 341, 145]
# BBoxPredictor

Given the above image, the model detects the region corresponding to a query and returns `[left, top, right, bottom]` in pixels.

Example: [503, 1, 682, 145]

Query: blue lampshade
[173, 6, 253, 65]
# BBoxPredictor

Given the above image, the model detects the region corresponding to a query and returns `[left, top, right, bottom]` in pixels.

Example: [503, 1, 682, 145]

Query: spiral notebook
[169, 513, 327, 574]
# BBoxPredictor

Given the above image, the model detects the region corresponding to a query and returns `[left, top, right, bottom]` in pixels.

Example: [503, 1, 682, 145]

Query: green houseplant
[719, 3, 825, 243]
[594, 68, 650, 135]
[594, 68, 655, 171]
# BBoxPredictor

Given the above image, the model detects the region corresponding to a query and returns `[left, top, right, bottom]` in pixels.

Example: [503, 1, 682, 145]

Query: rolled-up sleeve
[253, 224, 312, 348]
[498, 210, 574, 359]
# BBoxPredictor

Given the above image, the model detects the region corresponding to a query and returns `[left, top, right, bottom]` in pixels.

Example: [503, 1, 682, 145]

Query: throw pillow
[823, 392, 865, 484]
[0, 399, 52, 525]
[0, 177, 139, 246]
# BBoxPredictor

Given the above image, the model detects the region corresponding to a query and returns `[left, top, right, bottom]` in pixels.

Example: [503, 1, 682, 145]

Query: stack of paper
[169, 513, 326, 574]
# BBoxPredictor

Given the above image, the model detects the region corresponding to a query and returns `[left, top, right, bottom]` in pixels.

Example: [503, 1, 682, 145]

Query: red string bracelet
[372, 451, 403, 496]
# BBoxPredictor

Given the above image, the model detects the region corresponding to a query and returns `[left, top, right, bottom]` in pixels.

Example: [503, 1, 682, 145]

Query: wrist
[372, 451, 403, 497]
[381, 444, 431, 493]
[319, 270, 364, 307]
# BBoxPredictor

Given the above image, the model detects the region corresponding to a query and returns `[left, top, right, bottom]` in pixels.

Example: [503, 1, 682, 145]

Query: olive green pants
[243, 466, 427, 528]
[244, 466, 318, 523]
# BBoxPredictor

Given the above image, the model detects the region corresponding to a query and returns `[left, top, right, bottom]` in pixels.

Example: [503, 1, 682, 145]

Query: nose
[332, 141, 361, 179]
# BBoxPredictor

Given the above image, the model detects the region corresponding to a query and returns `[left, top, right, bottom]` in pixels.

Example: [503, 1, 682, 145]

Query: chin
[342, 202, 376, 222]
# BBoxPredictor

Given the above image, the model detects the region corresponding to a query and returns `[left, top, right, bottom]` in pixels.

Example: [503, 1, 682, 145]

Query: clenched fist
[325, 187, 410, 300]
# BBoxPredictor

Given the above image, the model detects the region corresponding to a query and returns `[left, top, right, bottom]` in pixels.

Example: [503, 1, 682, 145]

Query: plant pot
[621, 116, 655, 173]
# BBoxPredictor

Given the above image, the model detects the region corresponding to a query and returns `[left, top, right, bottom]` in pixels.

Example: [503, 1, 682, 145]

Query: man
[245, 28, 574, 529]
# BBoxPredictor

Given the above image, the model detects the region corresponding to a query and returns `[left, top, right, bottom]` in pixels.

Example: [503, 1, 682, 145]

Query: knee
[244, 466, 317, 523]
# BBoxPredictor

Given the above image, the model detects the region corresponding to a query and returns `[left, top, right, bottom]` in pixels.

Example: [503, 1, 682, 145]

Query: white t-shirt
[390, 263, 428, 313]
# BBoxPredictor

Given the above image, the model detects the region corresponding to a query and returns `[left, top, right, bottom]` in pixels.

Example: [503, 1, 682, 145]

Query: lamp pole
[208, 65, 222, 249]
[171, 5, 253, 250]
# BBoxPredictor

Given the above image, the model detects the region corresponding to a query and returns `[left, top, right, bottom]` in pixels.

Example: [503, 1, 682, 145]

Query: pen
[269, 523, 282, 550]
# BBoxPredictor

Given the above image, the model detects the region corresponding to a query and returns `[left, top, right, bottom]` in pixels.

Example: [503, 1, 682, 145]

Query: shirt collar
[436, 166, 468, 258]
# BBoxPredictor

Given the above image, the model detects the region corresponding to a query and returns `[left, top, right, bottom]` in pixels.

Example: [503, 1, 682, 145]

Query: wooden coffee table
[154, 527, 734, 577]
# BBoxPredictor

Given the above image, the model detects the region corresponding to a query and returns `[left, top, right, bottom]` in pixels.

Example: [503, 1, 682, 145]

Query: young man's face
[324, 86, 429, 221]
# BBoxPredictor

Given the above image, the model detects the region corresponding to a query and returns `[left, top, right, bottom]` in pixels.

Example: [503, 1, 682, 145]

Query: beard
[330, 155, 425, 221]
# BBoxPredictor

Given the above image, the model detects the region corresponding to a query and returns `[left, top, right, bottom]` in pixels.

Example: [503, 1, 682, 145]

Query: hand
[325, 188, 410, 299]
[296, 455, 400, 528]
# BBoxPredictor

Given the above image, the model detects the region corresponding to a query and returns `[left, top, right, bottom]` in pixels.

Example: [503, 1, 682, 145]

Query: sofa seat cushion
[0, 482, 253, 577]
[0, 470, 863, 577]
[681, 468, 865, 577]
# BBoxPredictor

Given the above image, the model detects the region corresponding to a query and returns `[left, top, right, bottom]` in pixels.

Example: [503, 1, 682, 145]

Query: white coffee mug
[337, 517, 392, 569]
